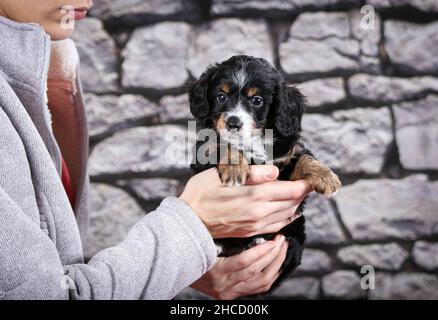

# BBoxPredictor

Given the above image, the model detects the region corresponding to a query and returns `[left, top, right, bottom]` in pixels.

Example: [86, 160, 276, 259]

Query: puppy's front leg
[291, 154, 342, 197]
[217, 146, 250, 186]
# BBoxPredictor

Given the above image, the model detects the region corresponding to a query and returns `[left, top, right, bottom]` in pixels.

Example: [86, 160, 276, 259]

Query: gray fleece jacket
[0, 16, 216, 300]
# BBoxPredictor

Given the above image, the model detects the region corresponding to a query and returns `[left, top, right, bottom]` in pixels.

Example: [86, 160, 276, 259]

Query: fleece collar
[0, 15, 51, 97]
[0, 16, 62, 172]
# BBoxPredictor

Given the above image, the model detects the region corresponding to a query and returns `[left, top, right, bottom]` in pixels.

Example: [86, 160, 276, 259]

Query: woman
[0, 0, 311, 299]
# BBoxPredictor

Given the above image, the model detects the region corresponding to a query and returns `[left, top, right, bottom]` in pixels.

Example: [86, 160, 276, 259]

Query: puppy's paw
[218, 163, 250, 187]
[312, 168, 342, 198]
[291, 155, 342, 198]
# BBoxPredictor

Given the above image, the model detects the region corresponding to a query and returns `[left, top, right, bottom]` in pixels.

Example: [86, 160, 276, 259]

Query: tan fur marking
[291, 155, 342, 197]
[218, 146, 250, 186]
[219, 84, 230, 94]
[215, 114, 226, 131]
[246, 87, 258, 97]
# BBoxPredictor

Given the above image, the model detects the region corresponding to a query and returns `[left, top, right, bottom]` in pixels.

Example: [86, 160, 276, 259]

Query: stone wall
[72, 0, 438, 299]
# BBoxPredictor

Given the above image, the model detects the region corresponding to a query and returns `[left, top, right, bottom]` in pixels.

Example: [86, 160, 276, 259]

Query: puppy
[189, 55, 341, 291]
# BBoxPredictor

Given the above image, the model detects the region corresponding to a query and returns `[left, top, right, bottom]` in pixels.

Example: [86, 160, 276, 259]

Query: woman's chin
[46, 25, 75, 41]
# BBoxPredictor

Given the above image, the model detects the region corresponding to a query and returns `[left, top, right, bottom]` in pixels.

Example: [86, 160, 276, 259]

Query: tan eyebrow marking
[246, 87, 259, 97]
[219, 84, 230, 94]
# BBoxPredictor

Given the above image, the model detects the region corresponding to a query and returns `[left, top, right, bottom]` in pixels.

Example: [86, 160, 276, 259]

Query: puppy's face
[190, 55, 306, 152]
[210, 62, 277, 150]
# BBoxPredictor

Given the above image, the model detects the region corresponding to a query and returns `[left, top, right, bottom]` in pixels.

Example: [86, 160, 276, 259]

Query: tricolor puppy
[190, 55, 341, 292]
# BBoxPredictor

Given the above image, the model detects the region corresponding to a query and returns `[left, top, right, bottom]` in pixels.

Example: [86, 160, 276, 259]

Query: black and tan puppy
[190, 55, 341, 291]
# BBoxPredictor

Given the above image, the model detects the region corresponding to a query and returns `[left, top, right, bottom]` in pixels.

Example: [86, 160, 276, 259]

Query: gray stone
[432, 180, 438, 192]
[122, 22, 192, 90]
[337, 243, 409, 271]
[324, 37, 361, 57]
[412, 241, 438, 271]
[322, 270, 365, 299]
[113, 31, 131, 49]
[280, 11, 363, 77]
[212, 0, 297, 15]
[188, 19, 274, 78]
[90, 0, 201, 23]
[348, 74, 438, 104]
[370, 272, 438, 300]
[292, 12, 350, 39]
[280, 37, 359, 77]
[118, 178, 181, 202]
[336, 175, 438, 241]
[297, 78, 346, 108]
[159, 94, 194, 123]
[71, 18, 118, 93]
[385, 20, 438, 74]
[298, 249, 333, 273]
[84, 94, 160, 138]
[272, 277, 320, 299]
[359, 55, 381, 74]
[211, 0, 358, 16]
[368, 272, 392, 300]
[302, 107, 392, 174]
[84, 183, 145, 258]
[349, 9, 381, 57]
[304, 193, 346, 246]
[393, 95, 438, 170]
[89, 125, 195, 177]
[367, 0, 438, 12]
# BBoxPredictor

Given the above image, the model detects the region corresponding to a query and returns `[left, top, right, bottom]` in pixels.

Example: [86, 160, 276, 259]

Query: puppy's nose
[226, 116, 242, 130]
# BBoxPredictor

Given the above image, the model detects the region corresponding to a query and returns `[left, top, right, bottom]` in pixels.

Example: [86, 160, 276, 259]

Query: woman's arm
[0, 101, 215, 299]
[0, 183, 217, 299]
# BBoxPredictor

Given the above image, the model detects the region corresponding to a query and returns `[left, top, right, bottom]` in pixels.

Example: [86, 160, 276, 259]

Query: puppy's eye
[251, 96, 264, 107]
[217, 93, 228, 104]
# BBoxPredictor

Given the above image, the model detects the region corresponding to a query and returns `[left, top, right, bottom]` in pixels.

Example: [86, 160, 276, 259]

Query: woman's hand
[179, 165, 312, 238]
[191, 235, 288, 299]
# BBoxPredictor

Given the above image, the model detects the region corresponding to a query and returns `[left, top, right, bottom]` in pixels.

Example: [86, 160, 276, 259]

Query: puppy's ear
[275, 83, 306, 137]
[189, 65, 217, 125]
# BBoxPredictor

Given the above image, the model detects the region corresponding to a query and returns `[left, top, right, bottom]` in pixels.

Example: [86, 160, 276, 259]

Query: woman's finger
[247, 165, 279, 185]
[222, 240, 276, 273]
[252, 180, 313, 201]
[262, 241, 289, 278]
[222, 179, 311, 202]
[241, 200, 298, 222]
[226, 236, 285, 286]
[259, 205, 301, 227]
[233, 241, 289, 296]
[252, 241, 289, 294]
[256, 217, 300, 235]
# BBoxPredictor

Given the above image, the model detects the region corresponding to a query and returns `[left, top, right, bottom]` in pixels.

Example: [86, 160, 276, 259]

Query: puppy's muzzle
[225, 116, 242, 130]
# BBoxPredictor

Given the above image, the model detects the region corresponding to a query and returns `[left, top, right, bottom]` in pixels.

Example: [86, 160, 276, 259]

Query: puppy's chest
[244, 143, 300, 177]
[246, 154, 298, 180]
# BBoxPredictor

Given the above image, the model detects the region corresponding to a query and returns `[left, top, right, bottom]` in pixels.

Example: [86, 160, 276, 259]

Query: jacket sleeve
[69, 197, 218, 300]
[0, 186, 217, 300]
